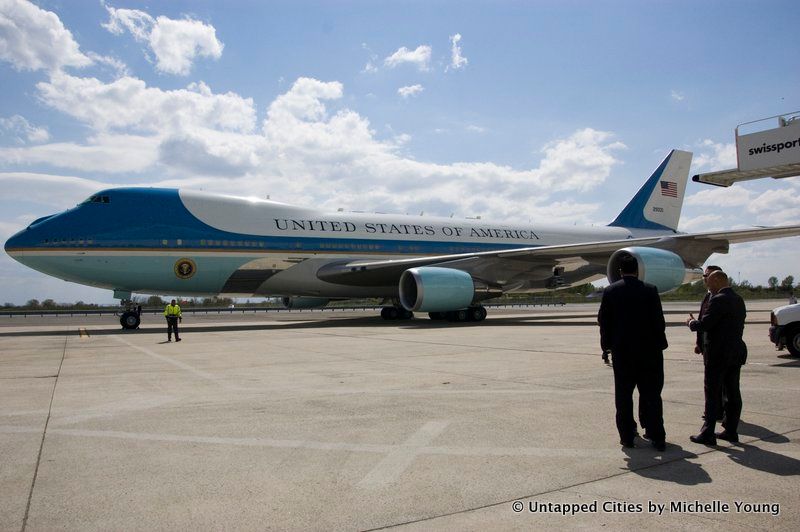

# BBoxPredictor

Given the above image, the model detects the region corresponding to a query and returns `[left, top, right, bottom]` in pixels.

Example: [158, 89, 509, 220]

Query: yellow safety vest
[164, 304, 182, 318]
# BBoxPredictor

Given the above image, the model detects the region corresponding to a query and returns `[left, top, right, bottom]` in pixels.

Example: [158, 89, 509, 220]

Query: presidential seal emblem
[174, 258, 197, 279]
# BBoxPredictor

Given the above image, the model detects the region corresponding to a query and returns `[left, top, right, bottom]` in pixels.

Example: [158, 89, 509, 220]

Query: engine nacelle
[399, 267, 475, 312]
[607, 247, 690, 293]
[281, 296, 330, 309]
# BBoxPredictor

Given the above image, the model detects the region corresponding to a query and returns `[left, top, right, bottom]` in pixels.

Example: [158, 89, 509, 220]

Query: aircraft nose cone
[5, 213, 58, 256]
[4, 228, 27, 257]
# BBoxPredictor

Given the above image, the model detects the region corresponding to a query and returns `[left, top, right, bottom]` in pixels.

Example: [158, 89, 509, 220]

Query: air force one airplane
[5, 149, 800, 328]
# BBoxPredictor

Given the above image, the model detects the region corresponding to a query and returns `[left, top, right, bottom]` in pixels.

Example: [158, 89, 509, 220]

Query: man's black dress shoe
[620, 438, 635, 448]
[690, 433, 717, 446]
[651, 440, 666, 452]
[715, 430, 739, 443]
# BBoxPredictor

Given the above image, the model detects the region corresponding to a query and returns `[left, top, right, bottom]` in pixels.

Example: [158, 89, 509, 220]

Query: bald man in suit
[687, 271, 747, 445]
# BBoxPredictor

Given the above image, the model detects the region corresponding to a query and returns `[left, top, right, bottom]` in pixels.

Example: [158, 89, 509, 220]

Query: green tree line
[2, 275, 795, 310]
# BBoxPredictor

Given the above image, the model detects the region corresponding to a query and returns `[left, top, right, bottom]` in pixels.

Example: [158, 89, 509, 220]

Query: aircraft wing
[316, 224, 800, 287]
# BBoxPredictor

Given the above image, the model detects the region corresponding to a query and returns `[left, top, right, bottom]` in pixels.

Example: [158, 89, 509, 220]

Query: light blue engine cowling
[399, 267, 475, 312]
[607, 247, 687, 293]
[282, 297, 330, 309]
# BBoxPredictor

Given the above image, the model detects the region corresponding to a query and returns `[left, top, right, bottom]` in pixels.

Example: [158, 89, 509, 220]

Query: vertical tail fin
[608, 149, 692, 232]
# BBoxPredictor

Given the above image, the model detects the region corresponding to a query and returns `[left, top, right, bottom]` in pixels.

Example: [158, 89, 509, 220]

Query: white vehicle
[769, 303, 800, 357]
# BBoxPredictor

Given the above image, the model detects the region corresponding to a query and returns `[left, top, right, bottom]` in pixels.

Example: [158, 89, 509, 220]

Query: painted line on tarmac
[49, 395, 177, 427]
[0, 423, 626, 459]
[358, 420, 450, 488]
[111, 335, 246, 391]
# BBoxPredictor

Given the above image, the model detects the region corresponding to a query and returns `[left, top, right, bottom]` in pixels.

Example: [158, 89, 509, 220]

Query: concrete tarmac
[1, 301, 798, 531]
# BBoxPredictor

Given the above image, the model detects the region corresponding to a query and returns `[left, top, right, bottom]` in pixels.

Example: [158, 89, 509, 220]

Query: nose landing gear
[119, 307, 141, 329]
[115, 291, 142, 330]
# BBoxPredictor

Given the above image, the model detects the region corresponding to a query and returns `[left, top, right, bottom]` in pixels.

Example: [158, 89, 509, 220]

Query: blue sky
[1, 0, 798, 304]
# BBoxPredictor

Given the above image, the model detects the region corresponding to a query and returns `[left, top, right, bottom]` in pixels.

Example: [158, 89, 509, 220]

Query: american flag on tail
[660, 180, 677, 198]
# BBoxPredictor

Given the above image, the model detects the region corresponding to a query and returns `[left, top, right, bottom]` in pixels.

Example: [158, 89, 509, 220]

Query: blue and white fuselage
[4, 187, 639, 298]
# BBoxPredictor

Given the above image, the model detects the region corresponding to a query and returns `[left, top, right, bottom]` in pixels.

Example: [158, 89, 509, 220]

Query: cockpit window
[81, 194, 111, 204]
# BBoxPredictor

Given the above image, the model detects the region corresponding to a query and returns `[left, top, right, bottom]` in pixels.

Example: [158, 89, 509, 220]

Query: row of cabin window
[39, 238, 483, 253]
[196, 240, 265, 247]
[42, 238, 93, 245]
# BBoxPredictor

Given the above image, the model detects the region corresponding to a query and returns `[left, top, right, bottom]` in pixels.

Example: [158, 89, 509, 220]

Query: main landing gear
[380, 306, 414, 320]
[428, 306, 488, 322]
[379, 305, 487, 322]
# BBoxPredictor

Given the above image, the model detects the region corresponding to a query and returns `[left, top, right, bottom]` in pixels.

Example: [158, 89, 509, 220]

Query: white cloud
[36, 73, 255, 134]
[744, 187, 800, 225]
[102, 5, 152, 40]
[4, 72, 626, 224]
[0, 134, 159, 173]
[265, 77, 343, 123]
[678, 213, 724, 232]
[0, 0, 92, 71]
[398, 84, 424, 99]
[693, 139, 737, 171]
[685, 186, 751, 208]
[535, 128, 626, 193]
[0, 172, 115, 207]
[707, 239, 800, 287]
[467, 125, 486, 133]
[0, 115, 49, 143]
[447, 33, 468, 71]
[361, 42, 378, 73]
[103, 4, 223, 75]
[522, 200, 601, 225]
[670, 89, 684, 102]
[384, 45, 431, 71]
[86, 51, 129, 77]
[685, 180, 800, 226]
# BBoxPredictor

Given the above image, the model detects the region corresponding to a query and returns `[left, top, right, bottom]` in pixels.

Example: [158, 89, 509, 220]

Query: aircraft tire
[428, 311, 447, 320]
[447, 309, 468, 322]
[120, 311, 141, 330]
[469, 306, 487, 322]
[381, 307, 399, 320]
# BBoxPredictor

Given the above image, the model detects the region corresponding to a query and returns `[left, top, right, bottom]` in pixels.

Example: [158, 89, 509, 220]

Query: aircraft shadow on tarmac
[0, 314, 607, 337]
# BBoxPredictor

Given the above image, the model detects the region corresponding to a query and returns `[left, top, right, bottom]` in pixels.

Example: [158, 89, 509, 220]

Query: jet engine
[399, 267, 475, 312]
[607, 247, 696, 293]
[281, 296, 330, 309]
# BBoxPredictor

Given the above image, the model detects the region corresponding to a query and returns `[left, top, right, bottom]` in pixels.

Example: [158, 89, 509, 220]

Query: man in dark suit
[598, 254, 668, 451]
[696, 265, 726, 424]
[696, 265, 722, 360]
[686, 271, 747, 445]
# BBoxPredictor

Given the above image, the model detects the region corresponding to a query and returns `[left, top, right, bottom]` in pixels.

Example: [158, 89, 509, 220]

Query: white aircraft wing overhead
[316, 224, 800, 287]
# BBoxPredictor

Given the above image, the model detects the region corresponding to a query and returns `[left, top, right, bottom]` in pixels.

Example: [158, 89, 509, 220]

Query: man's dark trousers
[612, 351, 665, 442]
[702, 361, 741, 436]
[166, 316, 180, 341]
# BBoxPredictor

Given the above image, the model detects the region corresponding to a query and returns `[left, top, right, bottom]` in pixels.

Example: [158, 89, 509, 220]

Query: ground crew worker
[164, 299, 182, 342]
